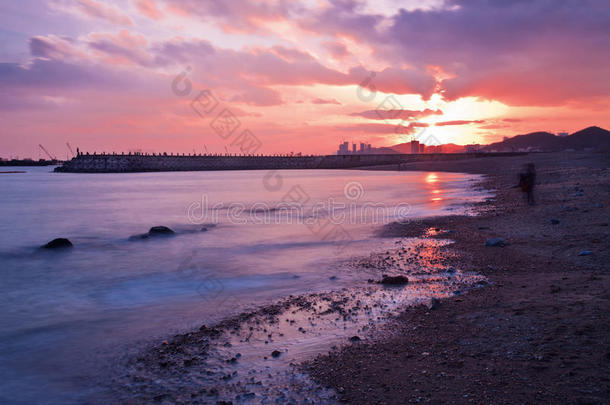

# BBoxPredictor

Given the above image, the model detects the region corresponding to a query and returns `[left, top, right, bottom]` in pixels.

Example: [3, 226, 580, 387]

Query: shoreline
[107, 151, 608, 403]
[307, 151, 610, 403]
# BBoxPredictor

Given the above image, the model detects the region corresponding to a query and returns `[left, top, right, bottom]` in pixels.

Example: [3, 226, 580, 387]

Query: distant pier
[54, 152, 526, 173]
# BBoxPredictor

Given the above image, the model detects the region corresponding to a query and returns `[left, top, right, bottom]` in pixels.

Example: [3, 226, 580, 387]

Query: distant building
[419, 144, 425, 154]
[465, 144, 481, 153]
[338, 141, 375, 155]
[557, 132, 569, 137]
[337, 141, 350, 155]
[410, 140, 420, 154]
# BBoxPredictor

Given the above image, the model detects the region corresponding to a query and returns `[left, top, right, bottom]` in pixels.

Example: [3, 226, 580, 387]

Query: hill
[565, 126, 610, 150]
[483, 126, 610, 152]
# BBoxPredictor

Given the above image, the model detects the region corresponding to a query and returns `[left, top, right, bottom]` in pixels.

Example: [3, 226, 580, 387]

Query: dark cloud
[351, 108, 442, 120]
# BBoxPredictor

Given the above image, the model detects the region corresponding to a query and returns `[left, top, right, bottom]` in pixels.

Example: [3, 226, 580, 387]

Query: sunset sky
[1, 0, 609, 158]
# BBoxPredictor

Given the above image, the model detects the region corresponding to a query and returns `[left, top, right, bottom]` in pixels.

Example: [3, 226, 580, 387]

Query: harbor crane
[38, 144, 56, 161]
[66, 142, 75, 158]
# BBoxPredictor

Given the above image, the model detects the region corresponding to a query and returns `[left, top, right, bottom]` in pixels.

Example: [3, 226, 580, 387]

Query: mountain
[564, 126, 610, 150]
[482, 126, 610, 152]
[483, 131, 558, 152]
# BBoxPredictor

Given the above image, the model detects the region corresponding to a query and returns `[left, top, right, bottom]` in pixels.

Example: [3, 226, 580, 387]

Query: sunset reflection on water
[425, 172, 443, 202]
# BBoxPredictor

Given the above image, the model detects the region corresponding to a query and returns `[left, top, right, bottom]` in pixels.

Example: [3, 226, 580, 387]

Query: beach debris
[551, 218, 560, 225]
[148, 226, 175, 236]
[577, 250, 593, 256]
[485, 237, 507, 247]
[42, 238, 73, 249]
[379, 275, 409, 285]
[271, 350, 282, 358]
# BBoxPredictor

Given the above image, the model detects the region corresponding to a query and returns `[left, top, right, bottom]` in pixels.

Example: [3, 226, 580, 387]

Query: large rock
[42, 238, 73, 249]
[148, 226, 175, 236]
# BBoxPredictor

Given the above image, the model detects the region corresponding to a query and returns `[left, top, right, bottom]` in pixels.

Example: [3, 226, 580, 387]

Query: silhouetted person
[518, 163, 536, 205]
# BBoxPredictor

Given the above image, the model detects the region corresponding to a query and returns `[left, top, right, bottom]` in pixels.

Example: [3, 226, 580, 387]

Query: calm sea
[0, 167, 489, 403]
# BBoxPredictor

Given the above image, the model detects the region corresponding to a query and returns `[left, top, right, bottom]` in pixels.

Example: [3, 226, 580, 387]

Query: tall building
[337, 141, 349, 155]
[419, 144, 425, 153]
[410, 140, 420, 154]
[338, 141, 375, 155]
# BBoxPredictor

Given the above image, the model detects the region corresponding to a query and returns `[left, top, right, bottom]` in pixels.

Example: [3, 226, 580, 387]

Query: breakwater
[54, 152, 526, 173]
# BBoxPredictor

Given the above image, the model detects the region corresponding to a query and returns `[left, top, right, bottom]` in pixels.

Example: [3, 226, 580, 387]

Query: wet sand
[109, 151, 609, 404]
[307, 151, 610, 404]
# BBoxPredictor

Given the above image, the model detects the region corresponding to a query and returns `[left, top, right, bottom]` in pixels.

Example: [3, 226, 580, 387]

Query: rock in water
[271, 350, 281, 358]
[551, 218, 560, 225]
[349, 336, 361, 342]
[485, 237, 507, 247]
[148, 226, 175, 236]
[380, 275, 409, 285]
[42, 238, 73, 249]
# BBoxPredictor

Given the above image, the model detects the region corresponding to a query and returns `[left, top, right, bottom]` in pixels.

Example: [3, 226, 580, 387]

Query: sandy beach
[307, 151, 610, 404]
[106, 151, 609, 404]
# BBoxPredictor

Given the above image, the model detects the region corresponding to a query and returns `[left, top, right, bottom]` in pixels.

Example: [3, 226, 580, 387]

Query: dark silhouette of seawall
[54, 152, 526, 173]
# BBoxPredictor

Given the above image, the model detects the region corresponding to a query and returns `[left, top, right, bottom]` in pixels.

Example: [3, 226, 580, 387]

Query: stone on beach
[379, 275, 409, 285]
[42, 238, 73, 249]
[485, 237, 507, 247]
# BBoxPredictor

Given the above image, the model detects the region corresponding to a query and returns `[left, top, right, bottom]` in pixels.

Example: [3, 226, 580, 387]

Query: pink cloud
[69, 0, 134, 25]
[134, 0, 164, 20]
[29, 35, 85, 61]
[311, 98, 341, 105]
[322, 41, 350, 60]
